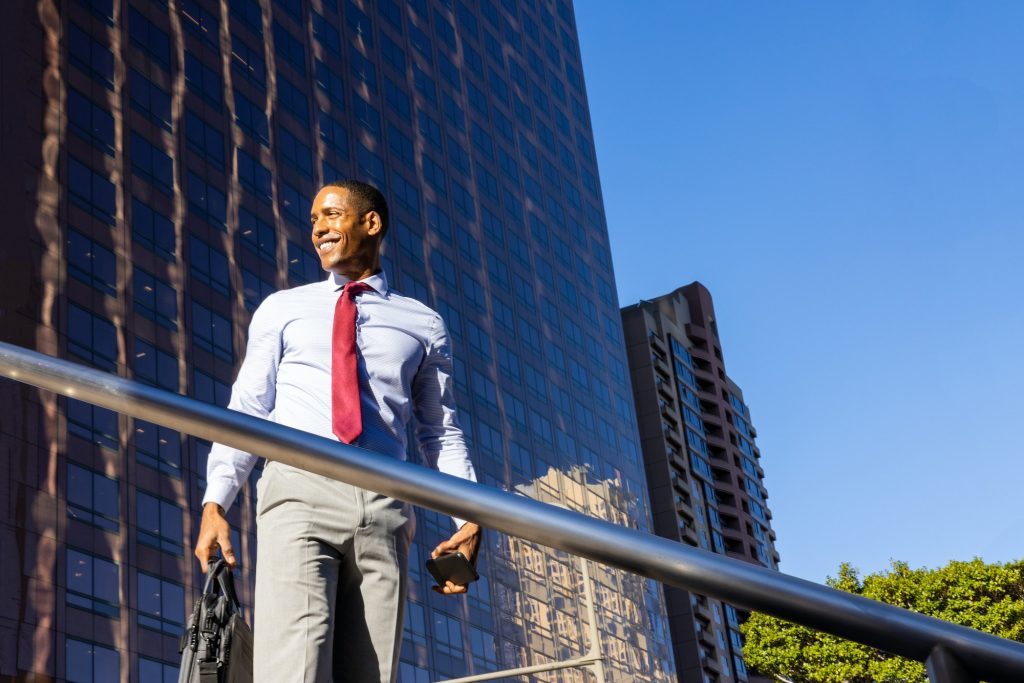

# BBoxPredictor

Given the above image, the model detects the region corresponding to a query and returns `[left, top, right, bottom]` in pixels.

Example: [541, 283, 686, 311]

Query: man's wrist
[203, 502, 226, 517]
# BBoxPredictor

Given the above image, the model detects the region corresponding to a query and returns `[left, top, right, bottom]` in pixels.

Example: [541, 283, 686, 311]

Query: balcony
[701, 407, 723, 426]
[679, 521, 699, 547]
[717, 495, 739, 512]
[653, 364, 671, 383]
[701, 648, 721, 672]
[696, 380, 717, 396]
[649, 332, 667, 354]
[685, 322, 708, 341]
[696, 623, 716, 649]
[693, 363, 715, 382]
[663, 427, 684, 450]
[704, 430, 728, 449]
[671, 451, 690, 474]
[655, 376, 674, 401]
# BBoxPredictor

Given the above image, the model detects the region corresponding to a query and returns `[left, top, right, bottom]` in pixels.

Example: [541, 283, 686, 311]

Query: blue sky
[575, 1, 1024, 583]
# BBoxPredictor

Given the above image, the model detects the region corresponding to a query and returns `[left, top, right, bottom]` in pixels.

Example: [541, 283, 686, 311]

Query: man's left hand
[431, 522, 482, 595]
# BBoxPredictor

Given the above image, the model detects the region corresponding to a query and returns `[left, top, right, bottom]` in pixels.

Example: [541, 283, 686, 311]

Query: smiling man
[194, 180, 481, 683]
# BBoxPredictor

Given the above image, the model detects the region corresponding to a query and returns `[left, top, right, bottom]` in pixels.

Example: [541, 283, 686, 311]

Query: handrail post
[580, 556, 606, 683]
[926, 646, 975, 683]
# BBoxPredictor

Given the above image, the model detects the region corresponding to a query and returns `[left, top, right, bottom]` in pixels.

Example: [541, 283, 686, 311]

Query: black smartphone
[425, 551, 479, 588]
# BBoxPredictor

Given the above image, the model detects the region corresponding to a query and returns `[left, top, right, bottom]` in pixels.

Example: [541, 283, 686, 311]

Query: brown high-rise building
[622, 283, 780, 683]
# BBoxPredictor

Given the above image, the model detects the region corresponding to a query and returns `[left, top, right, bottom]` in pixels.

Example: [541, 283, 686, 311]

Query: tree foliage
[741, 558, 1024, 682]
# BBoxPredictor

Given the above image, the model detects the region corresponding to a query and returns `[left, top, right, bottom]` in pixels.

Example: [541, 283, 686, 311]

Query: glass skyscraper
[0, 0, 676, 681]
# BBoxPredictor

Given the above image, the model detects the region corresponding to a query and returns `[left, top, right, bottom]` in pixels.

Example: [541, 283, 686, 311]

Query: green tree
[741, 558, 1024, 682]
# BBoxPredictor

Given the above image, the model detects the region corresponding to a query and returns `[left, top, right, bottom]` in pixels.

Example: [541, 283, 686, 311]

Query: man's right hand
[195, 502, 236, 572]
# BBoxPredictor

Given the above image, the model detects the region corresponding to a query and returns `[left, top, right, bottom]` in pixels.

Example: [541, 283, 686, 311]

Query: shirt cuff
[453, 517, 482, 532]
[202, 478, 242, 513]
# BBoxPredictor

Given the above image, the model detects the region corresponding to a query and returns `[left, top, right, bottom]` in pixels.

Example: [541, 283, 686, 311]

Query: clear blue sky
[575, 1, 1024, 583]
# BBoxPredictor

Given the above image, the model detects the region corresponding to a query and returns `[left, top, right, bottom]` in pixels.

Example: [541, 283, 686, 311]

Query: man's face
[309, 186, 380, 274]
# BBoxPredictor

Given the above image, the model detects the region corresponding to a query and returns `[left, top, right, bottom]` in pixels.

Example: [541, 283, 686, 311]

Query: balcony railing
[1, 341, 1022, 683]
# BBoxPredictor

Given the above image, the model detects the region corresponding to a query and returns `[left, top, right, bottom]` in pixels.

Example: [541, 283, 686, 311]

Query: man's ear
[364, 211, 383, 237]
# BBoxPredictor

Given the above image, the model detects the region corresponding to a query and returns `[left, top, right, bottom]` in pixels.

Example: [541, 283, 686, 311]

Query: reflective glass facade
[0, 0, 675, 681]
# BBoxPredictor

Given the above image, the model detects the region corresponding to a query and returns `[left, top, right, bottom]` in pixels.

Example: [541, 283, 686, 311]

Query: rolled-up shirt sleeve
[411, 314, 477, 529]
[202, 295, 283, 512]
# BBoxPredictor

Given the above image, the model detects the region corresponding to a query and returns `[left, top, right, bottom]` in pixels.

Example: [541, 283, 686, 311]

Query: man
[194, 180, 482, 683]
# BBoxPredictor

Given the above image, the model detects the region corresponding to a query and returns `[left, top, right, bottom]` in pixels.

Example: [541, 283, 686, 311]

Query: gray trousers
[253, 462, 415, 683]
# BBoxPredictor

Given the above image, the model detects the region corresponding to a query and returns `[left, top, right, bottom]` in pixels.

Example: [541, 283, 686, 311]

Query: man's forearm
[202, 448, 259, 512]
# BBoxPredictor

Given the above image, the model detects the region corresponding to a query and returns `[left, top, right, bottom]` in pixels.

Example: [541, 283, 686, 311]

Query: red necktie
[332, 281, 373, 443]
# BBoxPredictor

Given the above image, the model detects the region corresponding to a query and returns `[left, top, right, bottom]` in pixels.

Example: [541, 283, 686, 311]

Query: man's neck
[333, 263, 379, 281]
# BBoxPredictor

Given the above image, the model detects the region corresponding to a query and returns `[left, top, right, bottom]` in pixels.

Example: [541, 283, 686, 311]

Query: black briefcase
[179, 559, 253, 683]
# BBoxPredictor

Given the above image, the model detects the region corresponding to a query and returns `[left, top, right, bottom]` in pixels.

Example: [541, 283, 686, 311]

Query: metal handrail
[1, 342, 1021, 683]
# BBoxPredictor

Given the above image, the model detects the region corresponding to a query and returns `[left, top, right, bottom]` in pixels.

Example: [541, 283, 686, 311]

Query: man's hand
[195, 502, 236, 572]
[430, 522, 482, 595]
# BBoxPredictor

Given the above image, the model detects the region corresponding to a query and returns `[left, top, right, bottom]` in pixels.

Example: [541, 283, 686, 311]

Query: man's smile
[317, 236, 341, 252]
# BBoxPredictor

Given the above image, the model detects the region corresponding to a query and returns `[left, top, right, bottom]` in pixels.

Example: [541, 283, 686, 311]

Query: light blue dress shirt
[203, 271, 477, 526]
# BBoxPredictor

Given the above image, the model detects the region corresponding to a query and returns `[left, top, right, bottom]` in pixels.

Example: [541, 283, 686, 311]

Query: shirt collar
[327, 270, 389, 296]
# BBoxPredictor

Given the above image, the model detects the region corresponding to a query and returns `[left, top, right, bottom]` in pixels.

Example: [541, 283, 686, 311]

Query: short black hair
[323, 179, 390, 238]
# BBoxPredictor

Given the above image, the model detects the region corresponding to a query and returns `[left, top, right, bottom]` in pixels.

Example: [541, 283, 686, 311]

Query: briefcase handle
[202, 558, 241, 611]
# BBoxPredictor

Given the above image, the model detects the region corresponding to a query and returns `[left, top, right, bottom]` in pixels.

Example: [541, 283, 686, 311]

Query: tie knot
[343, 281, 374, 297]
